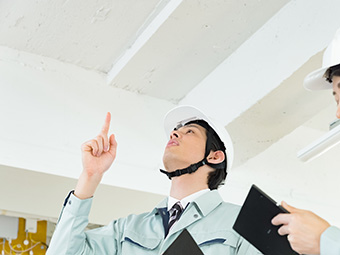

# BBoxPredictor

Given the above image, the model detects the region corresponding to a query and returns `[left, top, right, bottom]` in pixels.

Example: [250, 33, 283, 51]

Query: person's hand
[75, 112, 117, 199]
[271, 201, 330, 255]
[81, 112, 117, 177]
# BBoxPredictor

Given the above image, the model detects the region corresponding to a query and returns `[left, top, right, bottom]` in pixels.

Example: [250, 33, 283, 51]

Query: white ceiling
[0, 0, 289, 102]
[1, 0, 340, 226]
[0, 0, 161, 72]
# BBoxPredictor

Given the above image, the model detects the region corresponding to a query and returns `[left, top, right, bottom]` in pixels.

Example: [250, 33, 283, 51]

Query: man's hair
[324, 63, 340, 82]
[185, 119, 227, 190]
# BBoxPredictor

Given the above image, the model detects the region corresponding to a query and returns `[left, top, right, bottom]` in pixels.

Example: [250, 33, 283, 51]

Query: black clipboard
[163, 229, 204, 255]
[233, 185, 298, 255]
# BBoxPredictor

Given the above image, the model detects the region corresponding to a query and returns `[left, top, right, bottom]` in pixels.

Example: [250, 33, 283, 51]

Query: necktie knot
[170, 202, 183, 215]
[168, 202, 183, 231]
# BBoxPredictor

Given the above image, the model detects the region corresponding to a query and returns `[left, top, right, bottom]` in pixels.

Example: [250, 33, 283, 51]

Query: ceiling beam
[181, 0, 340, 126]
[106, 0, 183, 84]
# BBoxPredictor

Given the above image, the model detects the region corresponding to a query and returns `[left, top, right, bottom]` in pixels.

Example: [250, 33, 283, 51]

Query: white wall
[0, 45, 174, 196]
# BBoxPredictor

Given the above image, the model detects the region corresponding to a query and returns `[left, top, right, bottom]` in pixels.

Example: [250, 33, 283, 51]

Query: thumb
[281, 201, 297, 213]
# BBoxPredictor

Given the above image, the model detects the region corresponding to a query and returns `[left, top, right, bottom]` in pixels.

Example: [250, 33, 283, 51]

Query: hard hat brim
[303, 66, 331, 91]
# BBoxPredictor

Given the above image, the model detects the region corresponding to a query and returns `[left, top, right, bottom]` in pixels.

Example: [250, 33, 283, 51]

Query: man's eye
[186, 129, 194, 134]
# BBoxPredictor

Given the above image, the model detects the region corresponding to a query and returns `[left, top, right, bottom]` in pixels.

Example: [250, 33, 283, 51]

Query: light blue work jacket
[321, 226, 340, 255]
[47, 190, 261, 254]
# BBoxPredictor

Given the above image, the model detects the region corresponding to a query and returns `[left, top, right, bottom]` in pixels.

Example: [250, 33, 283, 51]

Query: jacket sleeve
[46, 193, 122, 255]
[320, 226, 340, 255]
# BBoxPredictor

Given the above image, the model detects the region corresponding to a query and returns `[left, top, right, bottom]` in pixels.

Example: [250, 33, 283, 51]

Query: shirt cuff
[64, 192, 93, 217]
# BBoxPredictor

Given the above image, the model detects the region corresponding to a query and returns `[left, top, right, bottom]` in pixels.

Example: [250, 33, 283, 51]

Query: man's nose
[170, 130, 179, 139]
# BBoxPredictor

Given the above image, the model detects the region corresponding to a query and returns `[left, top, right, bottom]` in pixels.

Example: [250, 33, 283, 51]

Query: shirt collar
[167, 189, 210, 211]
[152, 190, 223, 218]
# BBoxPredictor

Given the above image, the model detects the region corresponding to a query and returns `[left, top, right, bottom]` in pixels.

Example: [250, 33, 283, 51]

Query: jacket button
[68, 200, 72, 205]
[194, 214, 198, 218]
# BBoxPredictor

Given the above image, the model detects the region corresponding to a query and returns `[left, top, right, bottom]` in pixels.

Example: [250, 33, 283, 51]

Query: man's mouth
[166, 139, 179, 147]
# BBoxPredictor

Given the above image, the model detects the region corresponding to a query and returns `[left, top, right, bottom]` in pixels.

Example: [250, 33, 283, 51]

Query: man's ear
[207, 150, 225, 164]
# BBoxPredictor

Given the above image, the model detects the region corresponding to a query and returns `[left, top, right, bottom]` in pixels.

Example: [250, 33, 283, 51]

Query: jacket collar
[146, 190, 223, 238]
[169, 190, 223, 236]
[188, 189, 222, 216]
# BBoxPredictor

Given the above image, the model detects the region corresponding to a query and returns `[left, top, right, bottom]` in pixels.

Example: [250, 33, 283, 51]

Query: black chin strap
[160, 158, 225, 179]
[160, 158, 207, 179]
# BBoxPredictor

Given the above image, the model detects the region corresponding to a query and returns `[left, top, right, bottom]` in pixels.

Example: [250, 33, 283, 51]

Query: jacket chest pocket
[193, 230, 239, 254]
[121, 230, 162, 254]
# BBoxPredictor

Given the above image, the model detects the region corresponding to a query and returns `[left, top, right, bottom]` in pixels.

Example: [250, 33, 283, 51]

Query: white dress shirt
[167, 189, 210, 211]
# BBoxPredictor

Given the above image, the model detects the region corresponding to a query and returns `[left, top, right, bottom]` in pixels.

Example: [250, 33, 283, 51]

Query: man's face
[332, 75, 340, 119]
[162, 123, 207, 171]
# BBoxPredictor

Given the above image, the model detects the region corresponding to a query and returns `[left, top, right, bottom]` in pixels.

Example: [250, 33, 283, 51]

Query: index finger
[101, 112, 111, 135]
[272, 212, 291, 226]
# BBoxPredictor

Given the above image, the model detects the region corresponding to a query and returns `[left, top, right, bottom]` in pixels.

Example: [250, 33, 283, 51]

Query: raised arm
[47, 113, 119, 255]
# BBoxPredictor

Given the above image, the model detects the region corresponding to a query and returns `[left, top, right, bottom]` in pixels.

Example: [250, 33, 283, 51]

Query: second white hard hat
[303, 28, 340, 90]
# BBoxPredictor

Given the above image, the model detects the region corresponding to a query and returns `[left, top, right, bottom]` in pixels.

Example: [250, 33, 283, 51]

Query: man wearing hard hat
[47, 106, 261, 254]
[272, 30, 340, 255]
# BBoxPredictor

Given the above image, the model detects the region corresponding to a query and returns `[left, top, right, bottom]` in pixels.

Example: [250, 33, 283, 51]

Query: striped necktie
[168, 201, 183, 230]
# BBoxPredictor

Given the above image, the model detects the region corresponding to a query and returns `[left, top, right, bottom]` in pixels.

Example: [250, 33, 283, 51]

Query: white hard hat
[304, 28, 340, 90]
[164, 105, 234, 172]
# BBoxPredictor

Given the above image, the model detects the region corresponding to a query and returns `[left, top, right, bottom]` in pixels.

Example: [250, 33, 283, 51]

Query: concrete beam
[181, 0, 340, 126]
[227, 50, 333, 168]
